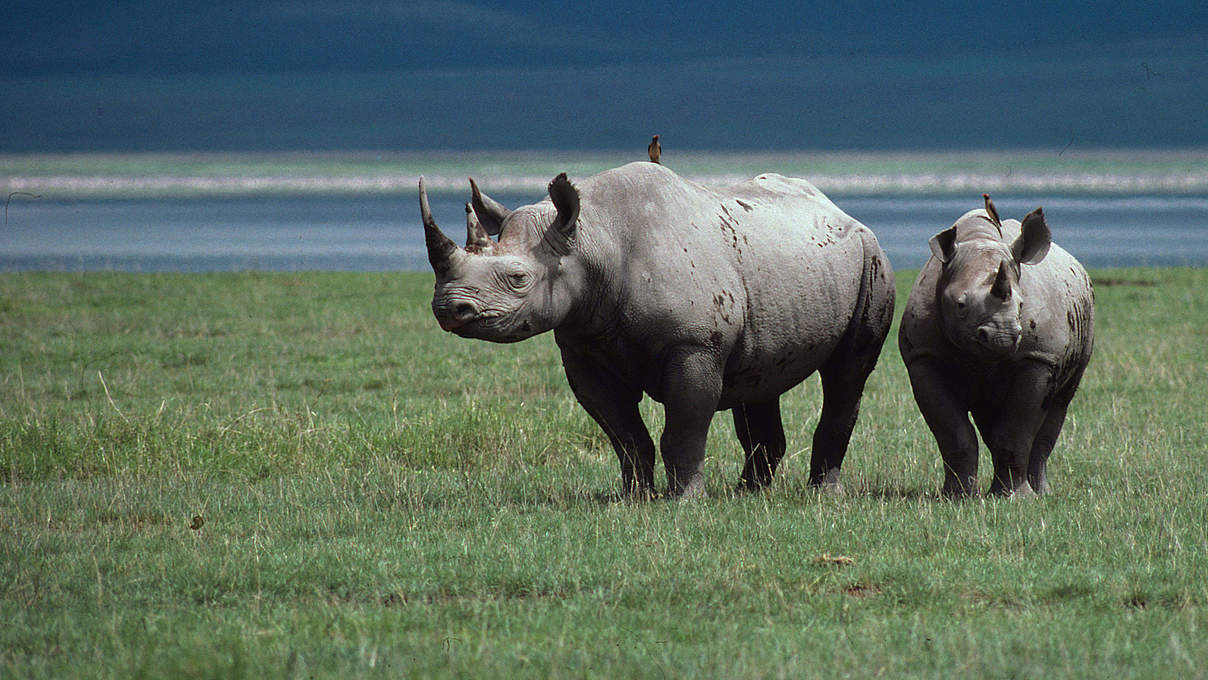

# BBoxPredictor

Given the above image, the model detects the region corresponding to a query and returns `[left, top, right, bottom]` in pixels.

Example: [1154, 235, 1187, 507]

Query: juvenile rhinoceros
[419, 162, 895, 497]
[899, 195, 1094, 498]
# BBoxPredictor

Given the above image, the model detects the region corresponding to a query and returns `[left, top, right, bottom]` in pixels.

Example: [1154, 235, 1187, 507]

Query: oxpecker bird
[648, 135, 661, 164]
[983, 193, 1003, 237]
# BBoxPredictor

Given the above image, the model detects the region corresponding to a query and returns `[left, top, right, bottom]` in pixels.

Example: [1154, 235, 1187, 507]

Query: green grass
[2, 268, 1207, 678]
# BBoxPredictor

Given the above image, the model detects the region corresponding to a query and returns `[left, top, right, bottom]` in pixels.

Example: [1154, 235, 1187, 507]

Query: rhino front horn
[419, 176, 462, 272]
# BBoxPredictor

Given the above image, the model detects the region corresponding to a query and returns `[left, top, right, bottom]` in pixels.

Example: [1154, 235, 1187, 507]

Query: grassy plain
[1, 268, 1206, 678]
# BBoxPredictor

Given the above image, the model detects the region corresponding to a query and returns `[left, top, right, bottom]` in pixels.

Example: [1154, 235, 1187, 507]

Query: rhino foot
[942, 476, 980, 499]
[807, 479, 845, 497]
[820, 481, 845, 497]
[619, 486, 657, 503]
[988, 479, 1037, 499]
[667, 480, 708, 500]
[807, 468, 845, 497]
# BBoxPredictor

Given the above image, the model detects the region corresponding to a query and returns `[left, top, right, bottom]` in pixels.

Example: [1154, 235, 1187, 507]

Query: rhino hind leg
[807, 354, 880, 494]
[807, 291, 893, 492]
[733, 399, 787, 491]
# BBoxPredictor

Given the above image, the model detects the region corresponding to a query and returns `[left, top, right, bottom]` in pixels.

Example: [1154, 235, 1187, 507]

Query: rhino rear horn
[928, 226, 958, 263]
[418, 176, 461, 273]
[1013, 208, 1052, 265]
[548, 173, 580, 237]
[469, 177, 511, 236]
[464, 202, 493, 252]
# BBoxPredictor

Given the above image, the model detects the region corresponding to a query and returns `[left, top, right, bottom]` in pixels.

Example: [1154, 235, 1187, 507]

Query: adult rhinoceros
[419, 162, 895, 497]
[899, 195, 1094, 498]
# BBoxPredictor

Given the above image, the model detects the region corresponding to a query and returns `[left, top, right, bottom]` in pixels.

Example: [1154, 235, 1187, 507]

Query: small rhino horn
[469, 177, 511, 236]
[464, 202, 492, 252]
[991, 260, 1013, 300]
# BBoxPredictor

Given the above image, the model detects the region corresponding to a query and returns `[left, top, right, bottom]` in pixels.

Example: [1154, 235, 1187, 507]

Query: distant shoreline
[4, 149, 1208, 199]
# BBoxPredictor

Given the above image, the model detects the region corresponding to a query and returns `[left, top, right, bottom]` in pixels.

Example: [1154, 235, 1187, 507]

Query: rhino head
[418, 173, 584, 343]
[928, 194, 1052, 357]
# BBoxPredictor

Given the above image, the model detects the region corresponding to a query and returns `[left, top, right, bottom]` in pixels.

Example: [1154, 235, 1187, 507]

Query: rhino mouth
[973, 326, 1022, 354]
[445, 314, 536, 343]
[440, 311, 500, 333]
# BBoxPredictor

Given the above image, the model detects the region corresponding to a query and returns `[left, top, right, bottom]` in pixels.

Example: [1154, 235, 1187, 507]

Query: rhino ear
[1013, 208, 1051, 265]
[469, 177, 510, 236]
[928, 226, 958, 264]
[548, 173, 580, 237]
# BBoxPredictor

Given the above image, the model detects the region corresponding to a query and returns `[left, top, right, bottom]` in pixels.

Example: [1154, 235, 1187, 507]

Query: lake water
[2, 193, 1206, 272]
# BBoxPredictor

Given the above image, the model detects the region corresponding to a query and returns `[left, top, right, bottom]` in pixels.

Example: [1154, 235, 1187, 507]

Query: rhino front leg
[983, 361, 1054, 498]
[734, 399, 787, 491]
[906, 358, 979, 497]
[659, 347, 723, 498]
[560, 347, 656, 498]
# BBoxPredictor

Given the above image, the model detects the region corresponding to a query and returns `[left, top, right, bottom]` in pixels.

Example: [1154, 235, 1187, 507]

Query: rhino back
[572, 163, 884, 403]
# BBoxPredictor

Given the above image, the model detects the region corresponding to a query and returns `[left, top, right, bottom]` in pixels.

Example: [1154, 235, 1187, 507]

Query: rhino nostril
[976, 328, 990, 344]
[453, 302, 477, 320]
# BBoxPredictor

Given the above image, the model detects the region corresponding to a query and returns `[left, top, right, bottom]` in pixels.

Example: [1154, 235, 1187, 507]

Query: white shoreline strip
[5, 172, 1208, 196]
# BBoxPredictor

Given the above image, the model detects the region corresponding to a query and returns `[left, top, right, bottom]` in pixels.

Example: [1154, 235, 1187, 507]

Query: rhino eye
[955, 296, 968, 317]
[506, 270, 529, 288]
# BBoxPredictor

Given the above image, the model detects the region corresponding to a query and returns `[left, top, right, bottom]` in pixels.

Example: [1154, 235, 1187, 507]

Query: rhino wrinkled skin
[420, 162, 895, 497]
[899, 198, 1094, 498]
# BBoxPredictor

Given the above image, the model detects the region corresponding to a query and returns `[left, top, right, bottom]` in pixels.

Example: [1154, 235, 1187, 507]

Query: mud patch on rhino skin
[712, 291, 736, 323]
[718, 216, 740, 250]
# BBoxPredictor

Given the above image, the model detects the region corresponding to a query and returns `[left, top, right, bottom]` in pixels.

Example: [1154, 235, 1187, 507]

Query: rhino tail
[858, 231, 896, 339]
[840, 231, 896, 356]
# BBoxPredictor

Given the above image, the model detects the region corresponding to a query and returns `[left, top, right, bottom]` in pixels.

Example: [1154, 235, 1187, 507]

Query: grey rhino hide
[898, 202, 1094, 498]
[421, 161, 895, 498]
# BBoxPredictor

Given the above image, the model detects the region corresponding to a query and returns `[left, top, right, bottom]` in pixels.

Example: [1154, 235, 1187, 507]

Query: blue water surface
[2, 194, 1205, 272]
